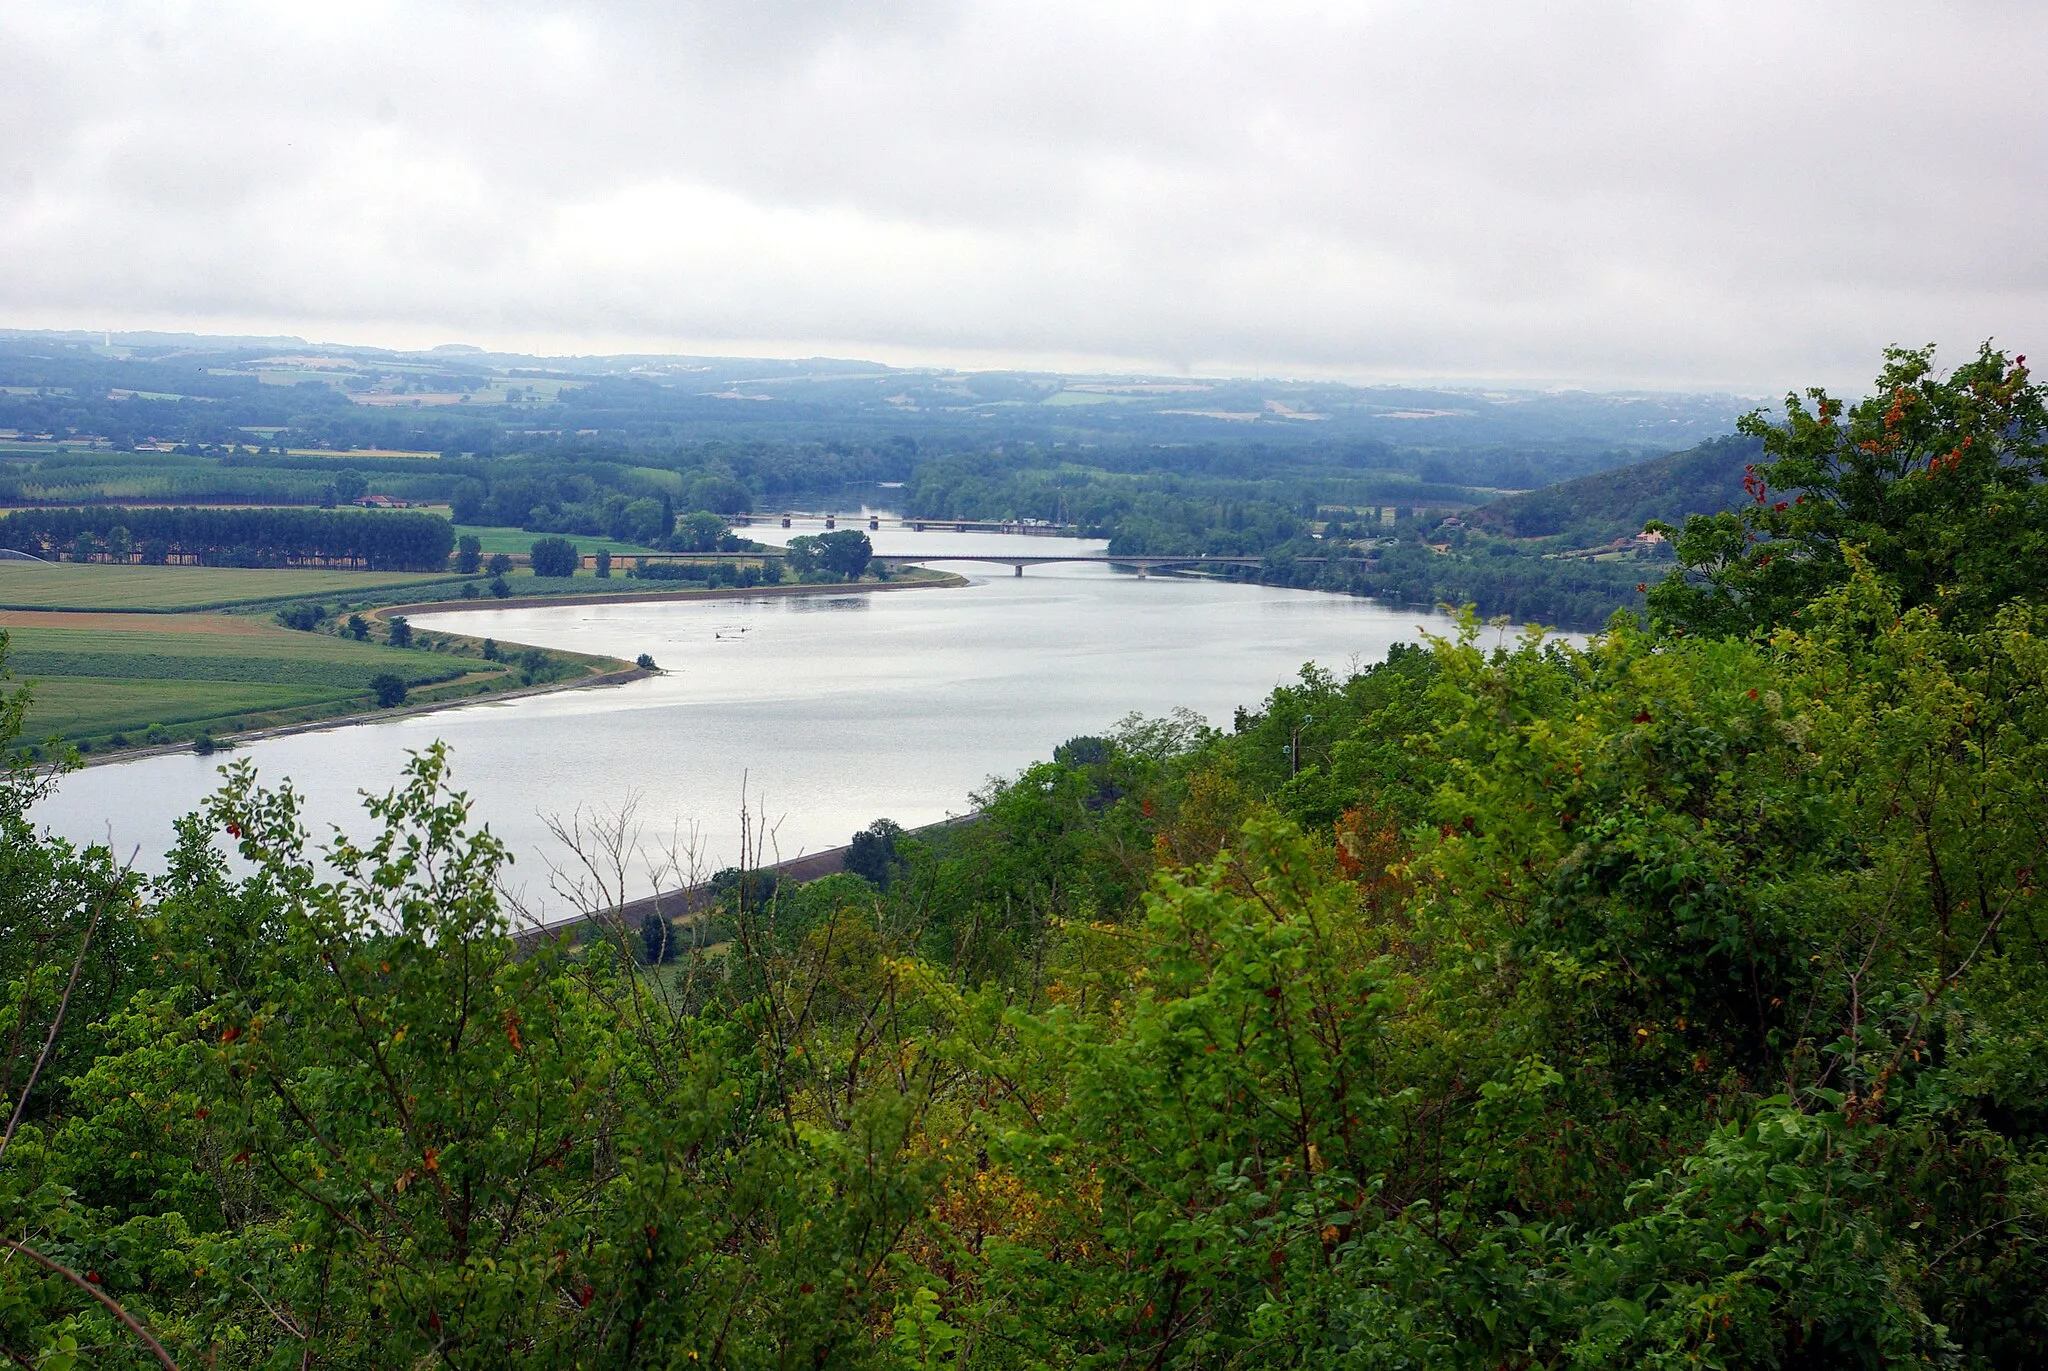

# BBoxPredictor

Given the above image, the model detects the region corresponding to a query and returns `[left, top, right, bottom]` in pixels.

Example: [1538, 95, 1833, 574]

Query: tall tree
[816, 529, 872, 579]
[1649, 343, 2047, 636]
[529, 536, 579, 577]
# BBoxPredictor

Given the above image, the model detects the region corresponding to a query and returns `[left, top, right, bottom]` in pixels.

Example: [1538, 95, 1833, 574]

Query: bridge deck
[873, 553, 1266, 566]
[872, 553, 1364, 568]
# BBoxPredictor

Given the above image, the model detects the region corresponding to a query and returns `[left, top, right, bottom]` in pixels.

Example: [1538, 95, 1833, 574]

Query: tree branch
[0, 1236, 180, 1371]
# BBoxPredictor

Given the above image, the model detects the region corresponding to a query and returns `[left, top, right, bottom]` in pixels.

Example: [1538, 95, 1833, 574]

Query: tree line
[0, 507, 456, 571]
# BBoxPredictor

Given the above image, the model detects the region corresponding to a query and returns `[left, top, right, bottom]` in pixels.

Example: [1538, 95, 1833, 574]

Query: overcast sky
[1, 2, 2041, 391]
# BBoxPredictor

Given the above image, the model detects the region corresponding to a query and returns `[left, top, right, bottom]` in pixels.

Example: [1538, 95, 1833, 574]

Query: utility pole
[1286, 714, 1313, 779]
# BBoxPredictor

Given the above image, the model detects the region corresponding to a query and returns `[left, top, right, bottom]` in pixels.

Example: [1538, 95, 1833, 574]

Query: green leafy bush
[529, 535, 578, 577]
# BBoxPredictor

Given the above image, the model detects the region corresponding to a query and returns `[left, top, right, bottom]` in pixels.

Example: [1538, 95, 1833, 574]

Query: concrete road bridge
[876, 553, 1366, 577]
[877, 553, 1263, 577]
[745, 513, 1080, 535]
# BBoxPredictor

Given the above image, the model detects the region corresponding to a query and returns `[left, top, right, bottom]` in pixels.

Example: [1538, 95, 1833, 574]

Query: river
[32, 520, 1464, 915]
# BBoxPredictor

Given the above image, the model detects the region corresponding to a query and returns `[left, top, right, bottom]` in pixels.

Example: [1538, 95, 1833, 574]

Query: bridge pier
[1136, 564, 1148, 579]
[1014, 563, 1022, 576]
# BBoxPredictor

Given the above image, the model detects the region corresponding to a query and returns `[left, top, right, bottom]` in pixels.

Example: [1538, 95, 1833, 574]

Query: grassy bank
[0, 559, 960, 761]
[0, 608, 631, 764]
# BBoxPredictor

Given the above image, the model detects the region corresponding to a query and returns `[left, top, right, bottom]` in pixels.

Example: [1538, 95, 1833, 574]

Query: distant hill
[0, 327, 1755, 475]
[1468, 433, 1761, 543]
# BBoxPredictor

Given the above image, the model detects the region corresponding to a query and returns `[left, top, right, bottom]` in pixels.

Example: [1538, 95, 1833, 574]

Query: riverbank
[372, 566, 968, 618]
[65, 569, 970, 768]
[77, 659, 654, 768]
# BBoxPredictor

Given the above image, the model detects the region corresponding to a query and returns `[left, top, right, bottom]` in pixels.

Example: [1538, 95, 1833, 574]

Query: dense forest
[0, 343, 2040, 1367]
[1466, 434, 1762, 544]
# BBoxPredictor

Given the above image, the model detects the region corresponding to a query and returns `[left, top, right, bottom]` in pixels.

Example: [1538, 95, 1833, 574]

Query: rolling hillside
[1468, 433, 1761, 543]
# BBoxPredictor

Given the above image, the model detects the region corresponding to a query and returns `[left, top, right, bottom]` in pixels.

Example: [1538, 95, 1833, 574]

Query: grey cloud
[1, 1, 2043, 390]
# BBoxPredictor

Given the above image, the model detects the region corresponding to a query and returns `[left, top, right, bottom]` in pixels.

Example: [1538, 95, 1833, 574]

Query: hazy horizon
[0, 325, 1777, 402]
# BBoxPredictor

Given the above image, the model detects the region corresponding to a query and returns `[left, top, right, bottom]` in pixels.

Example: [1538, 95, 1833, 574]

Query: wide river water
[33, 522, 1465, 915]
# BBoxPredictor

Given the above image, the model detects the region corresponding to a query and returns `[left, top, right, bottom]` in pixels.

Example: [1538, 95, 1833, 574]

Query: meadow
[0, 613, 480, 745]
[11, 678, 342, 740]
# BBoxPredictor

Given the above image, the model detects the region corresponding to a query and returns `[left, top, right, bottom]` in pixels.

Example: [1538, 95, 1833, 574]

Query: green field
[0, 563, 463, 611]
[2, 623, 465, 687]
[0, 616, 483, 746]
[10, 679, 344, 738]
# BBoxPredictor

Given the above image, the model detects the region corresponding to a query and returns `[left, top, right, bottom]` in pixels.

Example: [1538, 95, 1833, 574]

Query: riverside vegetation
[1, 332, 1767, 629]
[0, 345, 2041, 1367]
